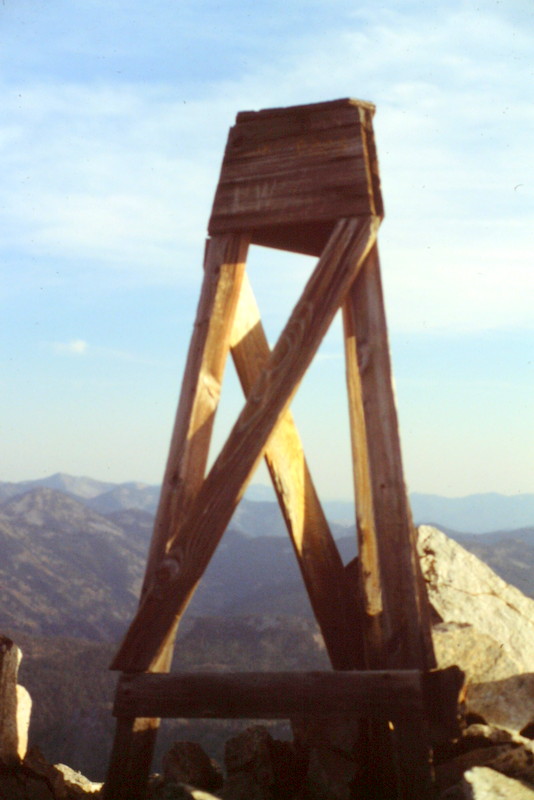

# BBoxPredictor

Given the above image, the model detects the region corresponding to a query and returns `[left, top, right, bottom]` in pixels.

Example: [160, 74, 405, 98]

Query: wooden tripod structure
[104, 99, 463, 800]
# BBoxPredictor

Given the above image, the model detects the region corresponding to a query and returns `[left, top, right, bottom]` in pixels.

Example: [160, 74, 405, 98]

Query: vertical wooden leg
[104, 718, 158, 800]
[343, 243, 436, 798]
[104, 233, 250, 799]
[342, 242, 435, 671]
[391, 713, 435, 800]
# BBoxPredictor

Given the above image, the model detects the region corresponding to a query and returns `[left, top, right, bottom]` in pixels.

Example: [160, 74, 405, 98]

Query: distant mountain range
[1, 475, 533, 779]
[1, 478, 533, 643]
[1, 472, 534, 533]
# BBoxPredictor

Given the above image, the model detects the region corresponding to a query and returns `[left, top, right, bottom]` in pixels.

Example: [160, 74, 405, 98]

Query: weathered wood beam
[111, 215, 379, 673]
[113, 667, 464, 744]
[142, 233, 251, 601]
[230, 275, 364, 671]
[342, 243, 435, 672]
[104, 717, 159, 800]
[103, 233, 250, 800]
[209, 99, 382, 256]
[342, 243, 437, 799]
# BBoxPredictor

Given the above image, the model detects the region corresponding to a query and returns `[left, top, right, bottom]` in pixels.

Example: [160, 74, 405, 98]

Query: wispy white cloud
[1, 1, 532, 334]
[46, 338, 168, 367]
[2, 0, 532, 495]
[52, 339, 89, 356]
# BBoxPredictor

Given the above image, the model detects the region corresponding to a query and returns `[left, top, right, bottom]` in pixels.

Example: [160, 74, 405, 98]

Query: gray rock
[0, 636, 32, 764]
[467, 674, 534, 734]
[436, 729, 534, 795]
[223, 725, 305, 800]
[418, 526, 534, 732]
[418, 525, 534, 674]
[54, 763, 103, 795]
[291, 716, 362, 800]
[220, 772, 271, 800]
[162, 742, 222, 793]
[462, 766, 534, 799]
[432, 622, 522, 684]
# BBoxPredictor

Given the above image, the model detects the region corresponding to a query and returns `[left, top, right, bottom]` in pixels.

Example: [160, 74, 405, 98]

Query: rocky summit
[418, 525, 534, 735]
[2, 526, 534, 798]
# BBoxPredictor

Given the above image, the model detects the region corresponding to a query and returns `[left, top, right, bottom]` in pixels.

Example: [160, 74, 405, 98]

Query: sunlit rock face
[418, 525, 534, 733]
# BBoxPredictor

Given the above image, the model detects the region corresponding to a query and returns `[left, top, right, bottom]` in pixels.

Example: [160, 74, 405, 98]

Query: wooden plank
[249, 220, 336, 257]
[235, 97, 375, 125]
[342, 243, 435, 672]
[103, 233, 250, 800]
[103, 717, 158, 800]
[209, 192, 372, 237]
[142, 233, 251, 599]
[342, 244, 437, 798]
[113, 668, 463, 737]
[230, 275, 364, 671]
[358, 105, 384, 219]
[343, 277, 384, 667]
[223, 127, 365, 166]
[114, 670, 421, 720]
[209, 99, 383, 249]
[219, 142, 366, 181]
[111, 215, 380, 672]
[216, 160, 368, 202]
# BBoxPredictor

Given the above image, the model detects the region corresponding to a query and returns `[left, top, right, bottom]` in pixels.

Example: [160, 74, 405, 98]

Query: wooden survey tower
[104, 99, 463, 799]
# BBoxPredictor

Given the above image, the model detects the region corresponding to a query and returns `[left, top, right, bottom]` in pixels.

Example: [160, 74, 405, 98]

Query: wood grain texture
[111, 215, 379, 673]
[104, 234, 250, 800]
[342, 244, 437, 797]
[235, 98, 376, 123]
[343, 275, 384, 667]
[114, 670, 422, 720]
[218, 139, 366, 180]
[113, 667, 463, 741]
[142, 233, 250, 601]
[230, 275, 364, 670]
[103, 717, 158, 800]
[343, 244, 435, 672]
[209, 99, 383, 255]
[357, 105, 383, 219]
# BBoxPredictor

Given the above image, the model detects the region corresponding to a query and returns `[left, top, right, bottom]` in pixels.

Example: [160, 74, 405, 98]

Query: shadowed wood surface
[104, 717, 159, 800]
[111, 215, 379, 673]
[112, 667, 464, 743]
[209, 99, 383, 255]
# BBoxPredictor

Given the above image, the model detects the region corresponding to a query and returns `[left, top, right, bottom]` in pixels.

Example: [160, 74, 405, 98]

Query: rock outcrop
[418, 525, 534, 734]
[0, 747, 102, 799]
[0, 636, 31, 765]
[462, 766, 534, 799]
[162, 741, 223, 794]
[3, 525, 534, 799]
[435, 724, 534, 796]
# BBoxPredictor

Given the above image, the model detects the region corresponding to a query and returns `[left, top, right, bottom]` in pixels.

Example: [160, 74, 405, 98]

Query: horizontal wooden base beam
[113, 666, 463, 743]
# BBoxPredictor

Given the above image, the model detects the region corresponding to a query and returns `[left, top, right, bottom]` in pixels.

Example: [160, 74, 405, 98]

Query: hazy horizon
[1, 470, 534, 503]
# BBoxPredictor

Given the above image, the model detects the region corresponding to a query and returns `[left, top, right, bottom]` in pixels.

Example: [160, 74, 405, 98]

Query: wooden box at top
[208, 98, 383, 257]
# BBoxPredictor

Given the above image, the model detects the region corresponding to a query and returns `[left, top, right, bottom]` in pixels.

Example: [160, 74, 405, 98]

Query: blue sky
[1, 0, 533, 498]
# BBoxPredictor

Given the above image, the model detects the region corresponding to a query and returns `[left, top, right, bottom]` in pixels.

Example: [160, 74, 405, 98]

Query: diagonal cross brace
[230, 274, 363, 670]
[112, 214, 379, 673]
